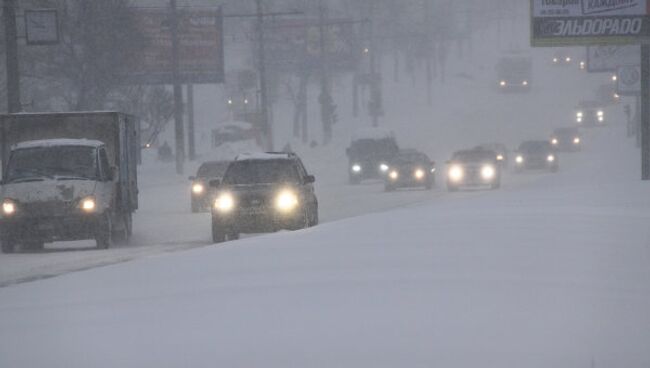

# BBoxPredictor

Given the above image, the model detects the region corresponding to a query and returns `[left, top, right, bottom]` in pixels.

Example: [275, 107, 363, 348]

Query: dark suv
[210, 152, 319, 243]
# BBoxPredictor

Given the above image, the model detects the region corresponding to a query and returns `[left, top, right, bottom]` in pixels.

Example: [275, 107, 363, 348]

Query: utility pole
[255, 0, 272, 151]
[367, 2, 382, 127]
[641, 45, 650, 180]
[3, 0, 21, 113]
[170, 0, 185, 174]
[318, 0, 334, 144]
[187, 84, 196, 161]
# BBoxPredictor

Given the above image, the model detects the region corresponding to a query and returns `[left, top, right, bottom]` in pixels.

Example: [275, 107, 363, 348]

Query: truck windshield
[349, 138, 398, 158]
[223, 160, 299, 185]
[5, 146, 98, 182]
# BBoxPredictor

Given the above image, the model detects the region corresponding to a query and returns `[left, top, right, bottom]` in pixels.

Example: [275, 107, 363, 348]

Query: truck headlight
[389, 170, 399, 180]
[81, 197, 96, 213]
[547, 155, 556, 162]
[2, 200, 16, 216]
[192, 183, 205, 194]
[481, 165, 496, 180]
[379, 163, 389, 172]
[414, 169, 425, 180]
[448, 165, 463, 182]
[351, 164, 362, 173]
[516, 155, 524, 164]
[276, 190, 299, 212]
[214, 193, 235, 212]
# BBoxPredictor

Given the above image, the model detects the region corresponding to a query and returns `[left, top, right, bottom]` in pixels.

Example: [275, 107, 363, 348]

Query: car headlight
[499, 80, 506, 87]
[598, 116, 604, 122]
[351, 164, 362, 173]
[496, 155, 504, 161]
[80, 197, 96, 213]
[553, 58, 558, 63]
[214, 193, 235, 212]
[522, 80, 528, 86]
[551, 138, 558, 145]
[276, 190, 299, 212]
[573, 137, 580, 144]
[547, 155, 556, 162]
[389, 170, 399, 180]
[565, 57, 571, 62]
[414, 169, 425, 180]
[192, 183, 205, 194]
[577, 112, 583, 118]
[481, 165, 496, 180]
[379, 163, 389, 172]
[516, 155, 524, 164]
[448, 165, 464, 182]
[2, 199, 16, 216]
[597, 110, 604, 117]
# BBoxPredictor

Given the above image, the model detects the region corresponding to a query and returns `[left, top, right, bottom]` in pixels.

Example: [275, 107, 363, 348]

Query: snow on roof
[235, 152, 292, 161]
[351, 128, 395, 141]
[13, 139, 104, 150]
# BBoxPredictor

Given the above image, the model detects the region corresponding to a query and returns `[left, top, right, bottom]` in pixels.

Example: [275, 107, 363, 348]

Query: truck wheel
[212, 221, 226, 243]
[95, 215, 113, 250]
[1, 237, 16, 254]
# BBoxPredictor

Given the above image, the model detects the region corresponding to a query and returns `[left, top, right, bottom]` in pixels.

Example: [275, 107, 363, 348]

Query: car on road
[210, 152, 318, 243]
[552, 49, 573, 66]
[551, 127, 582, 152]
[496, 54, 532, 92]
[576, 101, 605, 127]
[514, 141, 559, 173]
[346, 128, 399, 184]
[384, 149, 435, 192]
[446, 148, 501, 191]
[475, 143, 509, 168]
[189, 161, 230, 213]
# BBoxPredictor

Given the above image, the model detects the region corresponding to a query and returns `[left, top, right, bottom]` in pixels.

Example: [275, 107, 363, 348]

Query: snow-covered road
[0, 122, 648, 368]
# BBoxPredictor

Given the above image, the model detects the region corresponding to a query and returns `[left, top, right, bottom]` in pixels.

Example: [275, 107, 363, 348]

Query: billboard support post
[170, 0, 185, 175]
[629, 44, 650, 180]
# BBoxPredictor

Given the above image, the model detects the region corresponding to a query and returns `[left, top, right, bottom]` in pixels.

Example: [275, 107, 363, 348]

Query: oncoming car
[514, 141, 559, 173]
[346, 129, 399, 184]
[496, 55, 532, 92]
[446, 148, 501, 192]
[189, 161, 230, 213]
[384, 149, 435, 192]
[575, 101, 605, 127]
[210, 152, 318, 243]
[551, 127, 582, 152]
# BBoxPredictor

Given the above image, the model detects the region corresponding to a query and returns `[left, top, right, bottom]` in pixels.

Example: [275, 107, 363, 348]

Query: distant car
[514, 141, 559, 173]
[552, 50, 573, 66]
[346, 128, 399, 184]
[189, 161, 230, 213]
[475, 143, 509, 167]
[551, 127, 582, 152]
[576, 101, 605, 127]
[496, 55, 532, 92]
[446, 148, 501, 192]
[384, 149, 435, 192]
[210, 152, 318, 243]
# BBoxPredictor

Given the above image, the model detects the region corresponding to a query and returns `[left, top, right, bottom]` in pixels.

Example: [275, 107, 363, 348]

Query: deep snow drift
[0, 122, 648, 368]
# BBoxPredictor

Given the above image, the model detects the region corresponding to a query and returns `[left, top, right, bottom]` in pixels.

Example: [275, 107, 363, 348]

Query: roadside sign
[587, 45, 640, 72]
[24, 9, 59, 45]
[531, 0, 650, 46]
[617, 65, 642, 95]
[126, 8, 225, 85]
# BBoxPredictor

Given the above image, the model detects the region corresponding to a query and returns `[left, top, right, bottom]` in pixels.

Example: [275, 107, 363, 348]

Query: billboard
[531, 0, 650, 46]
[264, 18, 360, 73]
[127, 8, 224, 85]
[587, 45, 640, 72]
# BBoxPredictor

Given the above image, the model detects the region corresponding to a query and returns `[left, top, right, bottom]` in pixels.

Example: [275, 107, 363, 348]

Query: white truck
[0, 112, 139, 253]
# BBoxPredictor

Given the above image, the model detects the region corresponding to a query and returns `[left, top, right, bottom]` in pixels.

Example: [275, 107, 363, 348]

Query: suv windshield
[5, 146, 98, 182]
[519, 141, 552, 153]
[223, 159, 300, 185]
[349, 138, 398, 158]
[197, 162, 229, 178]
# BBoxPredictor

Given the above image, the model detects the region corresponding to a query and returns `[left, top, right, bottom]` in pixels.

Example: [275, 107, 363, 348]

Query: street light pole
[3, 0, 21, 113]
[170, 0, 185, 174]
[255, 0, 272, 151]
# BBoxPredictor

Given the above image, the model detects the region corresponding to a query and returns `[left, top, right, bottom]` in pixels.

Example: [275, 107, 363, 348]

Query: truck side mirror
[209, 179, 221, 188]
[305, 175, 316, 184]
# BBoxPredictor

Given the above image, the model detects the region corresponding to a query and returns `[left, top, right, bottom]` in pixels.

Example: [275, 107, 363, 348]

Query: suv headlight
[276, 190, 299, 212]
[551, 138, 558, 145]
[448, 165, 464, 182]
[2, 199, 16, 216]
[214, 193, 235, 212]
[481, 165, 496, 180]
[516, 155, 524, 164]
[80, 197, 97, 213]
